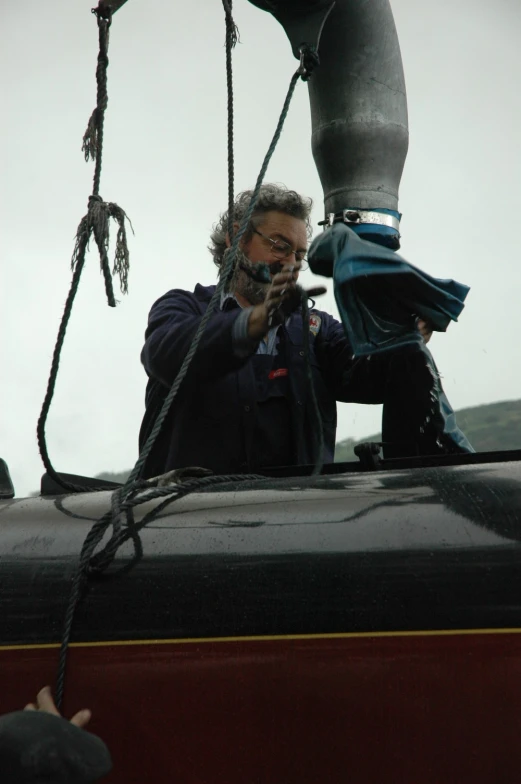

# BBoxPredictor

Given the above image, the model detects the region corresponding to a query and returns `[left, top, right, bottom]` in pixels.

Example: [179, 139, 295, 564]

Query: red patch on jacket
[309, 314, 322, 336]
[268, 368, 289, 380]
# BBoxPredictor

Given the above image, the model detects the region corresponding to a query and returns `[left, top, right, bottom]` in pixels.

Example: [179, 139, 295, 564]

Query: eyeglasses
[253, 228, 308, 269]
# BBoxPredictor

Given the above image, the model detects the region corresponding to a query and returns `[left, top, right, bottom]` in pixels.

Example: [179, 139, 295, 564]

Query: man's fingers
[271, 270, 295, 287]
[266, 292, 284, 308]
[305, 286, 327, 298]
[268, 283, 326, 311]
[70, 709, 92, 729]
[269, 282, 295, 295]
[36, 686, 60, 716]
[417, 318, 432, 332]
[24, 687, 91, 728]
[416, 318, 433, 344]
[267, 282, 297, 303]
[270, 277, 295, 293]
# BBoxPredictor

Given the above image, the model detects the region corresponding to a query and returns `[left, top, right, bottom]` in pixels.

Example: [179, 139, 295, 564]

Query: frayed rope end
[109, 203, 133, 296]
[82, 109, 98, 162]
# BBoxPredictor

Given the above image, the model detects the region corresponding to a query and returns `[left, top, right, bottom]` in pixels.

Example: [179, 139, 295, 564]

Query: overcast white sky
[2, 0, 521, 497]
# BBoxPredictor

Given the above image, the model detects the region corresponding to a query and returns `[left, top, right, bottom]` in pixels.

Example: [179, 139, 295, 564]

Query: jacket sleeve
[314, 312, 390, 404]
[141, 289, 257, 387]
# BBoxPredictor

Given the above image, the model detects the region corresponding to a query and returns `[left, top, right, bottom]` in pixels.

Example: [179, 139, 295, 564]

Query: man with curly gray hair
[139, 183, 430, 477]
[209, 184, 314, 271]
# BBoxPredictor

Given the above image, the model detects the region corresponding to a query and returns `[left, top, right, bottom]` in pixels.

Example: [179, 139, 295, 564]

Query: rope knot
[222, 0, 240, 48]
[298, 44, 320, 82]
[71, 198, 133, 304]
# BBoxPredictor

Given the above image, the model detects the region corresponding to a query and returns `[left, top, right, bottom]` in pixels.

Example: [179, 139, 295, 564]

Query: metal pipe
[307, 0, 408, 216]
[248, 0, 409, 225]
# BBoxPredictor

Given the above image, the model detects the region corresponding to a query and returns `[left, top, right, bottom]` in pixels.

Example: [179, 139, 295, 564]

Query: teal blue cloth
[309, 223, 470, 356]
[309, 223, 474, 455]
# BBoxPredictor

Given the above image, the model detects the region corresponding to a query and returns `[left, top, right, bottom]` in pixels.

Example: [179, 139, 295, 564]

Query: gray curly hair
[208, 183, 313, 269]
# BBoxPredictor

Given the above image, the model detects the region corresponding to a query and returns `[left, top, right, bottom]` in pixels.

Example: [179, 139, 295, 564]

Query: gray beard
[220, 248, 270, 306]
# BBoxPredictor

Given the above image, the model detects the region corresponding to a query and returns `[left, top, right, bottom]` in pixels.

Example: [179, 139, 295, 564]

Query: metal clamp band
[320, 210, 401, 232]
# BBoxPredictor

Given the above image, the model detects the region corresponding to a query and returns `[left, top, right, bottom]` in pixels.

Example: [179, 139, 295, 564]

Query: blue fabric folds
[309, 223, 470, 356]
[309, 223, 474, 456]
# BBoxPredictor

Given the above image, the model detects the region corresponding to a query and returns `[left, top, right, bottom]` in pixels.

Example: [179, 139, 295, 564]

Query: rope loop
[298, 44, 320, 81]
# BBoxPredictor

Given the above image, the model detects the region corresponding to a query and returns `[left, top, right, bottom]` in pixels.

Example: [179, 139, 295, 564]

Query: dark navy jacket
[139, 284, 388, 478]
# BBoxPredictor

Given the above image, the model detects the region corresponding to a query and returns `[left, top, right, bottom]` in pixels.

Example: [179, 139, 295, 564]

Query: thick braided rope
[222, 0, 238, 243]
[119, 69, 301, 500]
[92, 15, 110, 197]
[301, 293, 325, 475]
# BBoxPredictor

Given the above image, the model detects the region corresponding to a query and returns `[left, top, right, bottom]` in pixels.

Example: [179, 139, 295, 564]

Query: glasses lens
[265, 233, 308, 268]
[271, 242, 291, 258]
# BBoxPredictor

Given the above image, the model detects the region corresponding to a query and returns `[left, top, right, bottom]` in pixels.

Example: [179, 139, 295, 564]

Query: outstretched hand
[24, 686, 91, 729]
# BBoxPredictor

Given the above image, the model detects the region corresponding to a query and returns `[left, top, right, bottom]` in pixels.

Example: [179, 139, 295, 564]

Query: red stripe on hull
[1, 633, 520, 783]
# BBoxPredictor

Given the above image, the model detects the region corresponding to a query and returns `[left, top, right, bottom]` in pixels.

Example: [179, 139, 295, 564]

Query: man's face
[226, 210, 308, 305]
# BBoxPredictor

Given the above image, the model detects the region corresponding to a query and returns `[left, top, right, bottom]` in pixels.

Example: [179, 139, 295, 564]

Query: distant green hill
[334, 398, 521, 462]
[94, 470, 131, 484]
[96, 399, 521, 483]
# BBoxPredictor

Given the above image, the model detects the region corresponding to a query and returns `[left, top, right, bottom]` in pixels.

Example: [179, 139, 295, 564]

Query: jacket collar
[194, 283, 217, 302]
